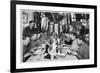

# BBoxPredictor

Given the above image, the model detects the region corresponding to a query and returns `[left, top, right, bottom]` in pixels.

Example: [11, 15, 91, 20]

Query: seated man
[23, 37, 31, 62]
[70, 38, 89, 59]
[76, 41, 89, 59]
[64, 37, 73, 45]
[23, 20, 38, 40]
[22, 20, 38, 62]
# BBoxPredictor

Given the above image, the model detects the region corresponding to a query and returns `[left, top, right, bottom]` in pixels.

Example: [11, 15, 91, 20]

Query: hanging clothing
[50, 24, 53, 34]
[41, 17, 48, 30]
[45, 18, 49, 31]
[41, 17, 45, 29]
[54, 24, 58, 35]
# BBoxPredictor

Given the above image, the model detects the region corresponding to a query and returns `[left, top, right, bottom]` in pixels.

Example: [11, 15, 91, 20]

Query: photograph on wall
[21, 10, 90, 62]
[11, 1, 97, 72]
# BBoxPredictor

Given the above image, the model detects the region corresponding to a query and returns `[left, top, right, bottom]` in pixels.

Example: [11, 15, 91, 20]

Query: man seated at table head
[23, 20, 38, 40]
